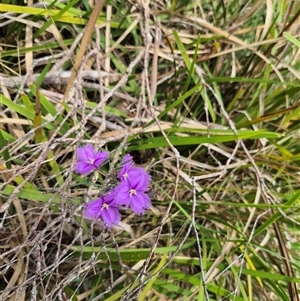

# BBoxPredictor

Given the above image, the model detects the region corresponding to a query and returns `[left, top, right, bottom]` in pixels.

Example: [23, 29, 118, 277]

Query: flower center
[129, 188, 136, 196]
[88, 158, 95, 165]
[102, 203, 109, 210]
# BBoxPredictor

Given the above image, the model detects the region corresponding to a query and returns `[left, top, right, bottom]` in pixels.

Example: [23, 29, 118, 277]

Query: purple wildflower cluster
[75, 144, 151, 228]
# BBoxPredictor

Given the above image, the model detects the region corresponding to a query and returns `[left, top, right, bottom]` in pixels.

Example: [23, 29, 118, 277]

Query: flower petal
[84, 198, 103, 220]
[130, 192, 151, 215]
[114, 182, 131, 206]
[129, 168, 151, 191]
[101, 206, 121, 227]
[74, 161, 94, 174]
[77, 144, 94, 160]
[93, 151, 109, 168]
[122, 154, 134, 165]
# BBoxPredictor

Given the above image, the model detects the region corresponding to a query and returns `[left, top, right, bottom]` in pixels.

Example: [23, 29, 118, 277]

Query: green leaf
[283, 32, 300, 48]
[71, 241, 195, 261]
[233, 266, 300, 283]
[3, 185, 62, 203]
[1, 94, 35, 120]
[254, 190, 300, 238]
[129, 131, 280, 150]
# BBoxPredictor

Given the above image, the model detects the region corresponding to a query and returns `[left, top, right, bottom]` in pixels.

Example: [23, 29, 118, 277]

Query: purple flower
[83, 192, 120, 227]
[118, 154, 134, 181]
[115, 167, 151, 215]
[74, 144, 109, 175]
[118, 154, 151, 185]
